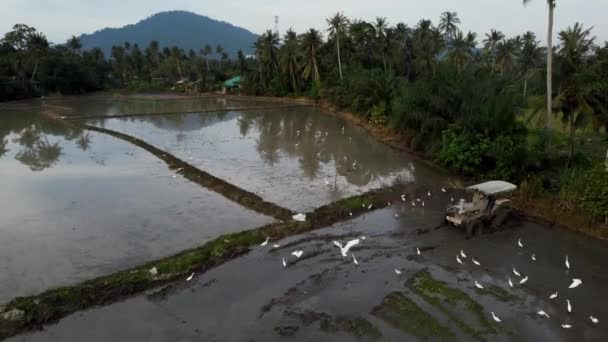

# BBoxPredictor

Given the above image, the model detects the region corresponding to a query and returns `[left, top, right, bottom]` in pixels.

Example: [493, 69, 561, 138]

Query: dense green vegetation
[240, 12, 608, 223]
[1, 10, 607, 223]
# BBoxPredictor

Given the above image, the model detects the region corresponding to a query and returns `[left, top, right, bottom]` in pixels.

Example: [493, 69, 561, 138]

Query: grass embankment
[0, 187, 398, 340]
[83, 125, 294, 221]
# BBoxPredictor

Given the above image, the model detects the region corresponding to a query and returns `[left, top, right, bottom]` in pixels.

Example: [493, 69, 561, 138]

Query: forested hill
[78, 11, 258, 58]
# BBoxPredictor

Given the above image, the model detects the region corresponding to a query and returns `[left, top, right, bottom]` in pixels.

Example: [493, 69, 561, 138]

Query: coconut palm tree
[448, 31, 476, 74]
[523, 0, 557, 130]
[438, 11, 461, 40]
[327, 12, 349, 80]
[518, 32, 542, 96]
[556, 23, 596, 167]
[66, 36, 82, 54]
[483, 29, 505, 73]
[374, 17, 389, 71]
[496, 38, 519, 75]
[300, 28, 323, 87]
[279, 29, 301, 91]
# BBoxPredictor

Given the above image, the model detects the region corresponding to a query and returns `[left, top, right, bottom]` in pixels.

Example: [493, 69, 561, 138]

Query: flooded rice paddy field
[87, 107, 446, 212]
[2, 95, 608, 341]
[0, 109, 271, 301]
[9, 200, 608, 341]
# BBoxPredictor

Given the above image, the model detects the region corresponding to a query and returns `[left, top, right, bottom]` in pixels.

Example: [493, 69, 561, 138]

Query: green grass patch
[407, 270, 497, 341]
[476, 285, 517, 303]
[371, 292, 455, 341]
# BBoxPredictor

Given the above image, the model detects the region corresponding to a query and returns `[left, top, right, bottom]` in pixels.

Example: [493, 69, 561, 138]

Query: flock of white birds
[257, 186, 600, 336]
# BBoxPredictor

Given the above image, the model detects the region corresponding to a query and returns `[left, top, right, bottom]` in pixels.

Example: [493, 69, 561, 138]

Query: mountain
[78, 11, 258, 58]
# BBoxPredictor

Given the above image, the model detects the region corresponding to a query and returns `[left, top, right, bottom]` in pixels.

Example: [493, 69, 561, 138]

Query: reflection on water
[90, 107, 450, 211]
[0, 107, 272, 301]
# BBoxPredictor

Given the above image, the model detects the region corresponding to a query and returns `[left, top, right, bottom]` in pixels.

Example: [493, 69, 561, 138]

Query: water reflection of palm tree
[13, 127, 62, 171]
[76, 133, 91, 151]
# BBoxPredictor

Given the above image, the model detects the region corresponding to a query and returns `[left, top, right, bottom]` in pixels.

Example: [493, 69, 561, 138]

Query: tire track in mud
[83, 124, 294, 221]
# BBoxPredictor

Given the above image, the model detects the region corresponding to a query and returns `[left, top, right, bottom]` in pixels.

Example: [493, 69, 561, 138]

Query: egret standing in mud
[520, 276, 529, 285]
[590, 316, 599, 324]
[260, 237, 269, 246]
[518, 238, 524, 248]
[394, 269, 402, 275]
[472, 258, 481, 266]
[567, 299, 572, 313]
[460, 250, 467, 258]
[474, 281, 484, 289]
[550, 291, 558, 299]
[569, 279, 582, 288]
[537, 311, 550, 318]
[508, 278, 514, 288]
[562, 324, 572, 329]
[442, 187, 447, 193]
[491, 312, 502, 323]
[273, 244, 281, 248]
[282, 258, 287, 267]
[186, 273, 195, 281]
[352, 254, 358, 265]
[456, 255, 464, 264]
[417, 248, 421, 255]
[513, 268, 521, 277]
[531, 254, 536, 261]
[565, 255, 570, 270]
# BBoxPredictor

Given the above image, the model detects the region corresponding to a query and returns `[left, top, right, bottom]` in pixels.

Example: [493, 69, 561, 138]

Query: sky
[1, 0, 607, 45]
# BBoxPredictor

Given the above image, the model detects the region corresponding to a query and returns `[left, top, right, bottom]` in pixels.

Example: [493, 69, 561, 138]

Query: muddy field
[1, 95, 607, 341]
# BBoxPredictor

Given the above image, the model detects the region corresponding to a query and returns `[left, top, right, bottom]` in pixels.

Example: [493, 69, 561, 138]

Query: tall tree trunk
[524, 78, 528, 97]
[206, 58, 210, 72]
[382, 54, 387, 72]
[176, 60, 183, 79]
[546, 4, 555, 132]
[491, 45, 496, 74]
[30, 60, 39, 82]
[336, 34, 343, 80]
[566, 114, 575, 169]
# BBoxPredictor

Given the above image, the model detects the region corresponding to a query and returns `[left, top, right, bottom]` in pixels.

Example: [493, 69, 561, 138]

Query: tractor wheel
[491, 207, 514, 231]
[465, 220, 483, 239]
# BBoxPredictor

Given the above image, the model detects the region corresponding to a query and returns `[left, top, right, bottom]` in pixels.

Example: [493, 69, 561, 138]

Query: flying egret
[508, 278, 514, 288]
[567, 299, 572, 313]
[520, 276, 529, 284]
[513, 268, 521, 277]
[550, 291, 558, 299]
[417, 248, 421, 255]
[395, 269, 402, 275]
[565, 255, 570, 270]
[273, 244, 280, 248]
[456, 255, 463, 264]
[333, 239, 360, 257]
[472, 258, 481, 266]
[491, 312, 501, 323]
[460, 250, 467, 258]
[474, 281, 484, 289]
[537, 311, 550, 319]
[531, 254, 536, 261]
[518, 238, 523, 248]
[186, 273, 195, 281]
[282, 258, 287, 267]
[569, 279, 582, 289]
[352, 254, 359, 265]
[292, 250, 303, 258]
[561, 324, 572, 329]
[590, 316, 599, 324]
[260, 237, 269, 246]
[442, 188, 447, 193]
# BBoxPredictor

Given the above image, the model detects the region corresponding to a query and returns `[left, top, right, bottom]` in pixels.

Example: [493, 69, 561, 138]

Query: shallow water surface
[0, 110, 272, 300]
[88, 107, 452, 211]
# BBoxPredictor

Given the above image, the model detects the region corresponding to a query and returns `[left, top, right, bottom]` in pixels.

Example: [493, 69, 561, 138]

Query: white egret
[460, 250, 467, 258]
[260, 237, 269, 246]
[186, 273, 195, 281]
[422, 201, 425, 207]
[352, 254, 359, 265]
[590, 316, 599, 324]
[442, 188, 447, 193]
[367, 203, 373, 210]
[427, 191, 431, 197]
[531, 254, 536, 261]
[472, 258, 481, 266]
[273, 244, 281, 248]
[282, 258, 287, 267]
[349, 212, 353, 216]
[149, 267, 158, 276]
[360, 236, 366, 240]
[352, 160, 357, 167]
[567, 299, 572, 313]
[474, 281, 484, 289]
[324, 178, 330, 186]
[569, 279, 582, 289]
[550, 291, 558, 299]
[456, 255, 463, 264]
[508, 278, 514, 288]
[518, 238, 523, 248]
[401, 194, 406, 202]
[513, 268, 521, 277]
[451, 196, 454, 202]
[412, 201, 416, 207]
[537, 311, 550, 319]
[417, 248, 421, 255]
[561, 324, 572, 329]
[520, 276, 529, 284]
[416, 198, 421, 202]
[565, 255, 570, 270]
[491, 312, 501, 323]
[395, 269, 402, 275]
[333, 239, 360, 257]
